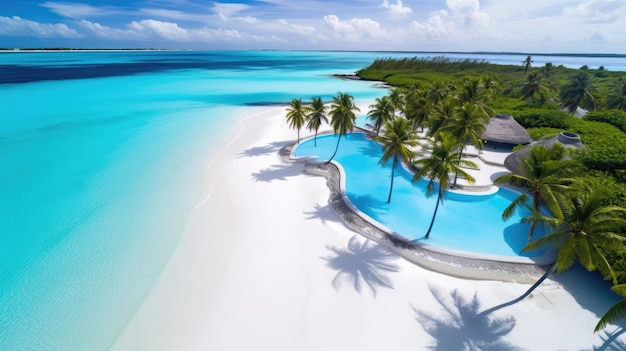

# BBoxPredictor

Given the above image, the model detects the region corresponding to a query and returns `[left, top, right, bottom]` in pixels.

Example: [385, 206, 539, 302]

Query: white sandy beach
[110, 103, 625, 351]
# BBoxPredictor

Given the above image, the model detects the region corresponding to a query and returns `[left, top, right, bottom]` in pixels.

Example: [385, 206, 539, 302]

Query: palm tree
[494, 143, 578, 244]
[428, 100, 455, 137]
[483, 186, 626, 321]
[559, 71, 598, 113]
[440, 102, 487, 187]
[367, 96, 394, 135]
[522, 55, 533, 75]
[305, 96, 328, 146]
[286, 98, 307, 144]
[519, 72, 551, 105]
[456, 77, 493, 120]
[404, 88, 430, 131]
[326, 92, 360, 164]
[521, 186, 626, 295]
[606, 77, 626, 111]
[412, 133, 477, 238]
[388, 87, 405, 116]
[375, 117, 418, 203]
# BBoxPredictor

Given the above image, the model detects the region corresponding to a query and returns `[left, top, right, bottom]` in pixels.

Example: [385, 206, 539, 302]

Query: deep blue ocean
[1, 51, 625, 350]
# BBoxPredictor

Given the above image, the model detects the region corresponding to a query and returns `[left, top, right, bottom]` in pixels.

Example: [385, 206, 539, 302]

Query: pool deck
[281, 138, 551, 283]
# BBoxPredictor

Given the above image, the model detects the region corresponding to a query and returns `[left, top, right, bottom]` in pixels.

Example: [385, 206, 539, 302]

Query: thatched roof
[482, 114, 532, 145]
[504, 132, 585, 174]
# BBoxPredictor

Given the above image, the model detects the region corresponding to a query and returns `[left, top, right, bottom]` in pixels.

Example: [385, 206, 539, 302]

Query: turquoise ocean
[1, 51, 625, 350]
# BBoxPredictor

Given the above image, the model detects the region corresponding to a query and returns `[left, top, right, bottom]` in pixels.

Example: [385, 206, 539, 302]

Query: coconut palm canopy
[504, 131, 585, 174]
[481, 114, 532, 145]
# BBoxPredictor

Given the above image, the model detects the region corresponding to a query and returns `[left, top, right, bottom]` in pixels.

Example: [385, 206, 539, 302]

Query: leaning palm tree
[494, 143, 578, 244]
[326, 92, 360, 164]
[521, 186, 626, 299]
[375, 117, 418, 203]
[559, 71, 598, 114]
[440, 102, 487, 187]
[606, 77, 626, 111]
[482, 186, 626, 320]
[305, 96, 328, 146]
[367, 96, 394, 135]
[412, 133, 477, 238]
[285, 98, 307, 144]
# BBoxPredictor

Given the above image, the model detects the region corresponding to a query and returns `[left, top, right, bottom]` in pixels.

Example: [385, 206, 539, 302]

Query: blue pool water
[1, 51, 622, 350]
[293, 132, 549, 258]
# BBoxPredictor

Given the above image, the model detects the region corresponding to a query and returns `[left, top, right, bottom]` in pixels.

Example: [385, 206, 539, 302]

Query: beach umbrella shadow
[414, 285, 523, 351]
[321, 235, 399, 296]
[251, 163, 304, 182]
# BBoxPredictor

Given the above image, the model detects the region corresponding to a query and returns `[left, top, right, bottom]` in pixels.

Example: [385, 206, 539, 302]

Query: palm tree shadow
[238, 141, 289, 158]
[303, 203, 340, 224]
[251, 163, 304, 182]
[414, 285, 523, 351]
[591, 327, 626, 351]
[321, 235, 400, 296]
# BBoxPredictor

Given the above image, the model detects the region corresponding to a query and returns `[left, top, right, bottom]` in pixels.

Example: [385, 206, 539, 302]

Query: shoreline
[111, 104, 625, 350]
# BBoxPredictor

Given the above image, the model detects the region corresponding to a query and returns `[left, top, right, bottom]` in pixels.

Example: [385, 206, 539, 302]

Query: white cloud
[212, 2, 250, 17]
[41, 2, 114, 18]
[410, 0, 491, 41]
[562, 0, 626, 23]
[77, 18, 284, 44]
[380, 0, 413, 18]
[323, 15, 390, 42]
[0, 15, 81, 38]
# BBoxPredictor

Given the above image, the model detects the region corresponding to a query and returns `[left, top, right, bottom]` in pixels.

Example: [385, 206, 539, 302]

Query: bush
[508, 109, 570, 129]
[584, 109, 626, 133]
[568, 119, 626, 171]
[527, 127, 563, 140]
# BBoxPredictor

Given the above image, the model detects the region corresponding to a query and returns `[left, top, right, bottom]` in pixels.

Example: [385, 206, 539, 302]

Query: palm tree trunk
[425, 190, 442, 238]
[325, 135, 342, 164]
[453, 145, 464, 188]
[387, 157, 397, 203]
[527, 221, 537, 245]
[314, 129, 318, 146]
[297, 128, 300, 144]
[478, 262, 558, 317]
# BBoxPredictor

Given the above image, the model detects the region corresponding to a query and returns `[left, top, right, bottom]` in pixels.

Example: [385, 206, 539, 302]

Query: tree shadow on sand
[414, 285, 523, 351]
[251, 163, 304, 182]
[590, 327, 626, 351]
[303, 203, 340, 224]
[238, 141, 290, 158]
[321, 235, 399, 296]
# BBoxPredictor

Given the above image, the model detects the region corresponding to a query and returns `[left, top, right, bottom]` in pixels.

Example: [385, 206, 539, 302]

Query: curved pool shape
[293, 132, 550, 260]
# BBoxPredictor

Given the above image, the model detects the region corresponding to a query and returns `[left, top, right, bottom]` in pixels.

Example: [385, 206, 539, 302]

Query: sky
[1, 0, 625, 53]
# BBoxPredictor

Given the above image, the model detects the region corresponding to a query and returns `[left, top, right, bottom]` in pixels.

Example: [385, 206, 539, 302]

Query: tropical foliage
[494, 143, 578, 244]
[285, 98, 307, 143]
[375, 117, 418, 203]
[326, 92, 360, 164]
[412, 133, 477, 238]
[305, 96, 328, 146]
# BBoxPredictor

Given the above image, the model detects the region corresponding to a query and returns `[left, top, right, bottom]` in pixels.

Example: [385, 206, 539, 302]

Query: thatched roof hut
[503, 131, 585, 174]
[482, 114, 532, 145]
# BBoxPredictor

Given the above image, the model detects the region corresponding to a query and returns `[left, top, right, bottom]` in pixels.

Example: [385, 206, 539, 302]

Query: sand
[110, 103, 626, 351]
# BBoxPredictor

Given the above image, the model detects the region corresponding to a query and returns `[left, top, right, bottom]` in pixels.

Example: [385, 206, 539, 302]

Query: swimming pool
[293, 132, 550, 260]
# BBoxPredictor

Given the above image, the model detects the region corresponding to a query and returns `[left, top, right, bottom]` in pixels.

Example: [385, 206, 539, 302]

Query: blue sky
[1, 0, 625, 53]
